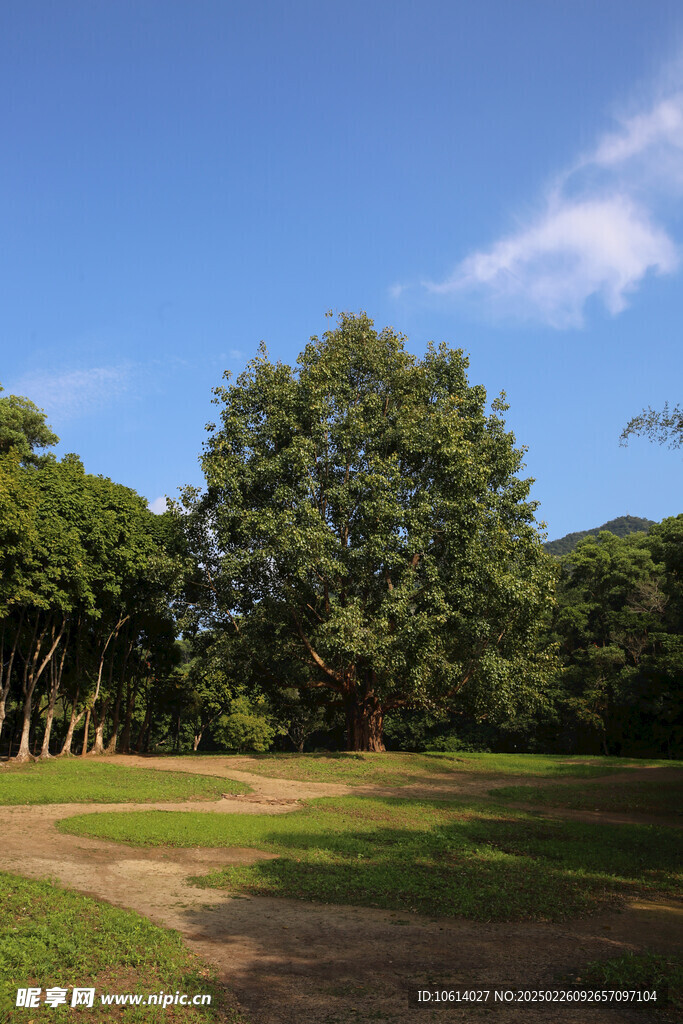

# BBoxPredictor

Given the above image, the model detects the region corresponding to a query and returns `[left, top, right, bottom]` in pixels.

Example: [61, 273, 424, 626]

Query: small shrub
[212, 696, 277, 753]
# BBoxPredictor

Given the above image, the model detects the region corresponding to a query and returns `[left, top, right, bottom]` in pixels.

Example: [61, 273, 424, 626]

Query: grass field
[5, 752, 682, 1023]
[0, 872, 245, 1023]
[0, 760, 248, 804]
[58, 795, 683, 922]
[494, 777, 683, 816]
[215, 750, 682, 786]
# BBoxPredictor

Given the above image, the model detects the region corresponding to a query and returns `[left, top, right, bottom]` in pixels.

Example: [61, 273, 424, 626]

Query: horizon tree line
[1, 315, 680, 759]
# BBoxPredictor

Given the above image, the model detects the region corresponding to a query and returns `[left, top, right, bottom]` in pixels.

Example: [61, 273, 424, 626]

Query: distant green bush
[212, 696, 277, 752]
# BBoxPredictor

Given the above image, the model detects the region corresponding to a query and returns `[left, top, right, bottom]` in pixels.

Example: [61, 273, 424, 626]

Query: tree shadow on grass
[193, 807, 683, 923]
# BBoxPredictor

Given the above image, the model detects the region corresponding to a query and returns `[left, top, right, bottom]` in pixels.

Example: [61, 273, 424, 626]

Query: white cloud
[426, 85, 683, 327]
[229, 348, 244, 360]
[589, 94, 683, 168]
[9, 364, 134, 420]
[148, 496, 168, 515]
[430, 196, 677, 328]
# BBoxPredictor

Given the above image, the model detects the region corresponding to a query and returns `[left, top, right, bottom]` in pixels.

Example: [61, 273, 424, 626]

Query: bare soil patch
[1, 756, 680, 1023]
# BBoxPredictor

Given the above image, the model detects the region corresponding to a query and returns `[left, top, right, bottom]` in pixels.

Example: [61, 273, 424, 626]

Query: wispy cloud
[425, 85, 683, 327]
[148, 496, 168, 515]
[9, 364, 134, 420]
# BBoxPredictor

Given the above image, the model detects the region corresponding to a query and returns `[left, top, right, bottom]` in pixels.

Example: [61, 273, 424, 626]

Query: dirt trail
[95, 754, 683, 827]
[1, 758, 680, 1024]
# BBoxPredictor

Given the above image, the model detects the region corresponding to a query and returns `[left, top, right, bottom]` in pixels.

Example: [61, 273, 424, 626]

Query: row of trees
[0, 390, 183, 760]
[1, 315, 680, 759]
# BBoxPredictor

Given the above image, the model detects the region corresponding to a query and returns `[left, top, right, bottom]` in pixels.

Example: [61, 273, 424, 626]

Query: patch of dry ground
[1, 756, 680, 1024]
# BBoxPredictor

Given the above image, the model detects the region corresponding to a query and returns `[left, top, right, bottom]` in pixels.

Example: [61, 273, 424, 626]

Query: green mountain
[543, 515, 656, 557]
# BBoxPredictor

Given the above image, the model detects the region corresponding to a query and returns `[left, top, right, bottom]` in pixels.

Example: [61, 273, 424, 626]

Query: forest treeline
[543, 515, 656, 557]
[1, 317, 681, 760]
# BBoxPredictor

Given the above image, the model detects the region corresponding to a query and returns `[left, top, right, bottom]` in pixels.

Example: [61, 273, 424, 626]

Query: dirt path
[1, 758, 680, 1024]
[95, 754, 683, 828]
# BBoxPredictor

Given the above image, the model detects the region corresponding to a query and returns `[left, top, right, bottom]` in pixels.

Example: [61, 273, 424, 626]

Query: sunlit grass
[59, 796, 682, 922]
[211, 751, 680, 786]
[0, 872, 246, 1022]
[0, 760, 248, 804]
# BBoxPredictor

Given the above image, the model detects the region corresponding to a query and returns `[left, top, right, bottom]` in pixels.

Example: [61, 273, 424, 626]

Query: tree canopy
[0, 385, 59, 463]
[553, 518, 682, 756]
[181, 312, 556, 750]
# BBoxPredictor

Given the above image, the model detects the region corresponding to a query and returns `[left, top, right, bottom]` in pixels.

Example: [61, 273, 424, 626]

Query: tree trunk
[80, 708, 91, 756]
[287, 723, 306, 753]
[81, 615, 129, 756]
[14, 616, 65, 763]
[39, 703, 56, 759]
[14, 692, 35, 763]
[60, 692, 85, 757]
[40, 637, 68, 758]
[345, 696, 385, 751]
[135, 702, 152, 754]
[105, 634, 133, 755]
[119, 677, 136, 754]
[90, 697, 111, 755]
[0, 607, 25, 745]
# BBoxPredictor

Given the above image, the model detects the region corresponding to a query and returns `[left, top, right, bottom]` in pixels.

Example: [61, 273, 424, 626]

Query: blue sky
[1, 0, 681, 540]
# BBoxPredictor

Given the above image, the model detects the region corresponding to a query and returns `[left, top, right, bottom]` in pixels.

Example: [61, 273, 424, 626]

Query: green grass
[578, 952, 682, 1012]
[0, 872, 246, 1022]
[216, 751, 681, 786]
[0, 760, 249, 804]
[493, 778, 683, 817]
[58, 797, 683, 922]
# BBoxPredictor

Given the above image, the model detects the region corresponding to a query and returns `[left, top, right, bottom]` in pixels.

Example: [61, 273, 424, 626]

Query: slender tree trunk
[15, 692, 34, 763]
[40, 704, 56, 758]
[13, 615, 41, 762]
[80, 708, 91, 756]
[105, 633, 133, 755]
[40, 636, 68, 758]
[103, 693, 120, 754]
[90, 698, 111, 755]
[84, 610, 129, 757]
[81, 617, 126, 755]
[0, 608, 25, 745]
[135, 701, 153, 754]
[119, 678, 135, 754]
[61, 689, 86, 757]
[0, 696, 7, 749]
[14, 616, 65, 763]
[10, 712, 22, 758]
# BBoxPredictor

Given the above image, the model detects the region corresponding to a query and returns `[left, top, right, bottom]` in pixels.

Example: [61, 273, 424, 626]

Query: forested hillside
[544, 515, 655, 556]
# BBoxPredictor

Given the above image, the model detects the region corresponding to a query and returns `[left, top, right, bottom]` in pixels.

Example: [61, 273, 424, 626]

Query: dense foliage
[0, 386, 186, 760]
[181, 313, 556, 750]
[552, 520, 683, 757]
